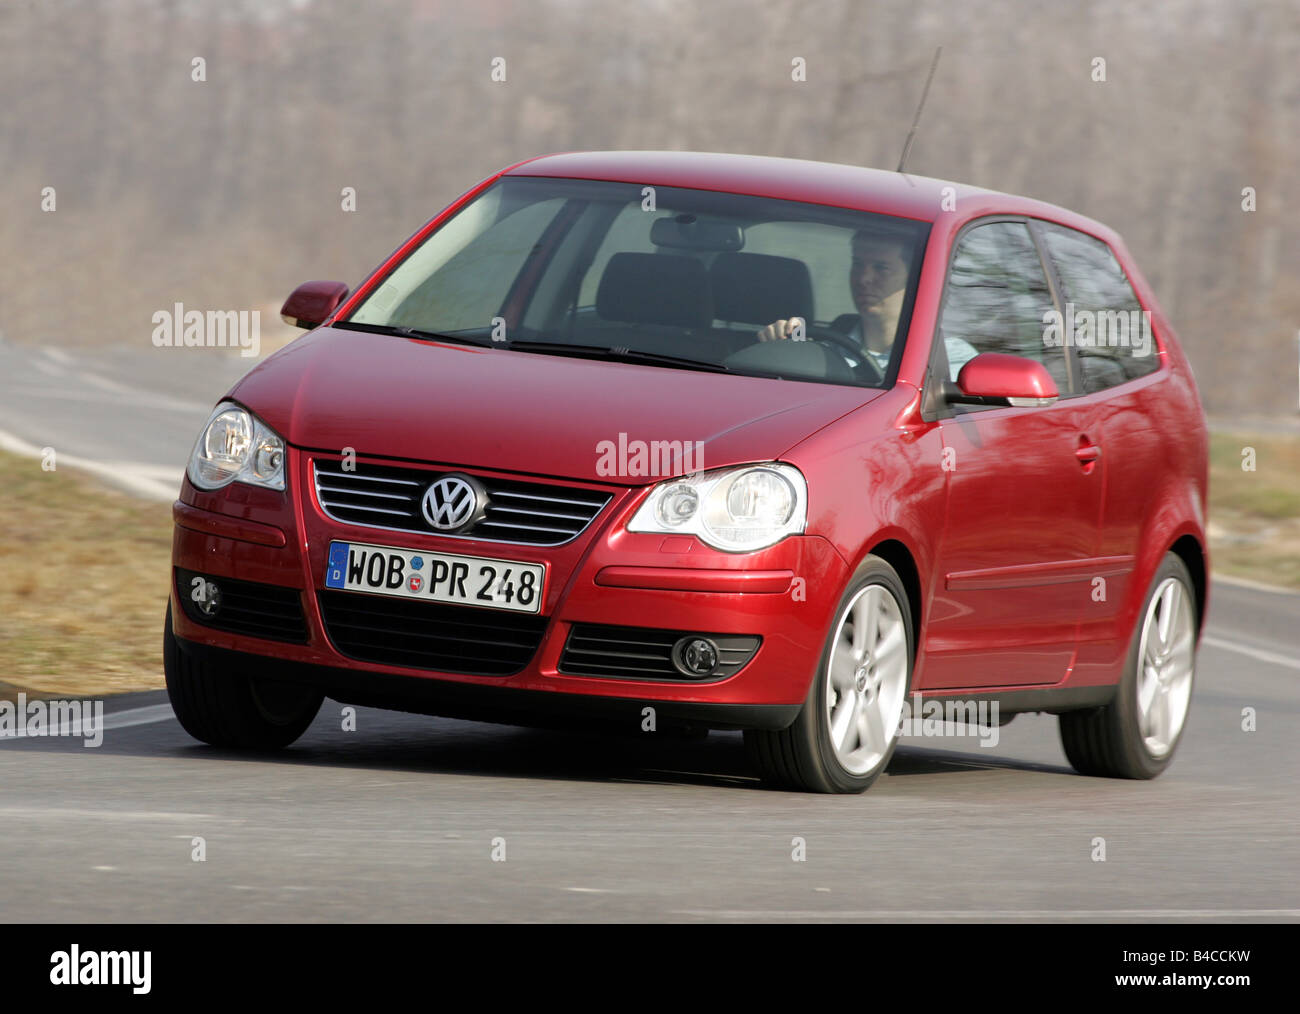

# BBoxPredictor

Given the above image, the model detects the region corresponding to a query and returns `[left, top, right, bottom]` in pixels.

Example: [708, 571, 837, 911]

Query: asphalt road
[0, 337, 252, 499]
[1, 339, 1297, 922]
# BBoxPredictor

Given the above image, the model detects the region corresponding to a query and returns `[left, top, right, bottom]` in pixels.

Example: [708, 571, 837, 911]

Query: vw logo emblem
[421, 475, 482, 531]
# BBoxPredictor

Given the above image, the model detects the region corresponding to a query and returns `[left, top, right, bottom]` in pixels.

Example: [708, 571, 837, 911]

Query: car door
[1035, 222, 1166, 681]
[921, 219, 1104, 690]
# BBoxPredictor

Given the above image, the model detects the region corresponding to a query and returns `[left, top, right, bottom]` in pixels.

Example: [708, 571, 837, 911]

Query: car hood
[229, 327, 883, 484]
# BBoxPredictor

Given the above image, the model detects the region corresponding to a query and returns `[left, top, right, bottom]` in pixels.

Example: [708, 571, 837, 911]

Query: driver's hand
[756, 317, 804, 342]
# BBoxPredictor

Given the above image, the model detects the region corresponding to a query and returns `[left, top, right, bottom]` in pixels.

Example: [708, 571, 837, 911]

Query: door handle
[1075, 443, 1102, 464]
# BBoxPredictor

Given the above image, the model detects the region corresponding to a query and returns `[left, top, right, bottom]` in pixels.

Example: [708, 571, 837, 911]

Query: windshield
[346, 177, 930, 388]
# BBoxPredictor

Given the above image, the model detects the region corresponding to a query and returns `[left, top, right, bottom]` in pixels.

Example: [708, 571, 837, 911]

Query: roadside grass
[0, 449, 171, 696]
[1208, 431, 1300, 589]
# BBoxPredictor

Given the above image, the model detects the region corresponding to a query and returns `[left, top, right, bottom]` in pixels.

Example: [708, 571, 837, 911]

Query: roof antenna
[896, 46, 942, 174]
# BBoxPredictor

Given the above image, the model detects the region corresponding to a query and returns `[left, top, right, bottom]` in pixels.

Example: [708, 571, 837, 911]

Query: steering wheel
[799, 323, 885, 386]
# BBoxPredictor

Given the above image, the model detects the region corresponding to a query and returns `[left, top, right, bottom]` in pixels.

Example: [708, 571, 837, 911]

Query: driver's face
[849, 237, 907, 313]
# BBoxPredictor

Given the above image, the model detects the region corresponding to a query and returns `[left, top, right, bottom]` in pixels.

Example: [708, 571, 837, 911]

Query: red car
[165, 151, 1208, 793]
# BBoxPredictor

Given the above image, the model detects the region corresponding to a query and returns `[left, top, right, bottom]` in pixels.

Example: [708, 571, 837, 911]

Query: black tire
[164, 603, 323, 749]
[1059, 553, 1198, 779]
[745, 555, 914, 793]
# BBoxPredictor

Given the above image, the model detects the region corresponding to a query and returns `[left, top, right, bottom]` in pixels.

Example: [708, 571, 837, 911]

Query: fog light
[673, 636, 719, 677]
[195, 578, 222, 617]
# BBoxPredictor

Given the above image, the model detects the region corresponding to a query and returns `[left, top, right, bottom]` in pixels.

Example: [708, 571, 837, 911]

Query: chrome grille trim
[490, 490, 603, 507]
[315, 484, 412, 501]
[312, 458, 612, 547]
[489, 506, 590, 521]
[474, 520, 576, 534]
[321, 501, 410, 517]
[321, 472, 422, 486]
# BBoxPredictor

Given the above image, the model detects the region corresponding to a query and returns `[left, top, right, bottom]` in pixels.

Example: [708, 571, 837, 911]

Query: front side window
[938, 220, 1067, 393]
[346, 177, 930, 389]
[1038, 223, 1159, 392]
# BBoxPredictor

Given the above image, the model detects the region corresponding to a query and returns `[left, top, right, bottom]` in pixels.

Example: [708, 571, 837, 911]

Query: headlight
[627, 463, 807, 552]
[187, 401, 286, 491]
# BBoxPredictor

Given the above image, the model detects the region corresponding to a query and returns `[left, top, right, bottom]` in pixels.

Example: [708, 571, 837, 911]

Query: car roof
[504, 150, 1111, 237]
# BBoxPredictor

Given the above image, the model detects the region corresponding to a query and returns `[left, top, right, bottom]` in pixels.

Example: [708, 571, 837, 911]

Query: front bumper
[170, 447, 850, 724]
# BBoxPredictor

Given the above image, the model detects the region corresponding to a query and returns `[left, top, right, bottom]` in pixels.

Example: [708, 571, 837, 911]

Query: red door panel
[920, 401, 1104, 689]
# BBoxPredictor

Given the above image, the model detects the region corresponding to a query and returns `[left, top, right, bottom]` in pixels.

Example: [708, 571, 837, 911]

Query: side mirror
[949, 352, 1059, 407]
[280, 280, 349, 329]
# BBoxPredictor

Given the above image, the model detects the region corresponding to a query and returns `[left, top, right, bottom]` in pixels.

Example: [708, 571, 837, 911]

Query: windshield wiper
[332, 325, 729, 371]
[331, 320, 496, 348]
[504, 340, 730, 374]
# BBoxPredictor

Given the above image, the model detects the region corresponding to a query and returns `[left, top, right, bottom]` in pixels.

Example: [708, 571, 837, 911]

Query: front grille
[560, 624, 761, 682]
[312, 459, 611, 547]
[318, 590, 548, 675]
[175, 568, 308, 644]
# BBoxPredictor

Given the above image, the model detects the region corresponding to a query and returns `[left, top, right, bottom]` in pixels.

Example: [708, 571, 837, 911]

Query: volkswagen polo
[165, 151, 1208, 792]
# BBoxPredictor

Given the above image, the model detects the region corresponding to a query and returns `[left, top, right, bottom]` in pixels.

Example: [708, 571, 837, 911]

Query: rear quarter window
[1039, 223, 1160, 392]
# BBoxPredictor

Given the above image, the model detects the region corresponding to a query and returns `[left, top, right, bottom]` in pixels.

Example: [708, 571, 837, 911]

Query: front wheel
[1059, 553, 1198, 779]
[745, 556, 913, 793]
[164, 604, 324, 750]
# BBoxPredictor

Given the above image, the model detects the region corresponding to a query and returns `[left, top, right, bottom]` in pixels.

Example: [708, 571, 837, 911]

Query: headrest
[710, 252, 814, 325]
[595, 253, 713, 328]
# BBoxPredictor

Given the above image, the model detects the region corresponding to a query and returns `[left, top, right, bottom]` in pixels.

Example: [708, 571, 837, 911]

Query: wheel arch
[863, 537, 923, 656]
[1169, 532, 1208, 638]
[1123, 471, 1208, 649]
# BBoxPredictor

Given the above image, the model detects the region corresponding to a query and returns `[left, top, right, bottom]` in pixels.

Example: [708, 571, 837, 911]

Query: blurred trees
[0, 0, 1295, 415]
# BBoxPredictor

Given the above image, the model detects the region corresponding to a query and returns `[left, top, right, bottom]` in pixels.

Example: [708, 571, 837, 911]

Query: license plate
[324, 541, 545, 614]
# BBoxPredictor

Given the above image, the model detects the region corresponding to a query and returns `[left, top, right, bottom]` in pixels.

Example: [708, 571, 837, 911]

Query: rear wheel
[745, 556, 913, 793]
[1060, 553, 1197, 778]
[164, 604, 323, 749]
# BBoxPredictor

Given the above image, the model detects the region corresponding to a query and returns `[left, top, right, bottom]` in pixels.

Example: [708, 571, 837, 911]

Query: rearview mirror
[650, 215, 744, 252]
[280, 280, 349, 329]
[949, 352, 1058, 407]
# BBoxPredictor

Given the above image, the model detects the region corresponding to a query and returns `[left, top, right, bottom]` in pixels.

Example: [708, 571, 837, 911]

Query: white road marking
[1202, 634, 1300, 670]
[77, 369, 209, 414]
[99, 703, 179, 730]
[9, 386, 194, 410]
[0, 427, 179, 502]
[43, 348, 75, 365]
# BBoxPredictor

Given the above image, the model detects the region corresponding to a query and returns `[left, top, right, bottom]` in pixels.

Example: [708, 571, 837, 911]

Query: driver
[755, 228, 977, 376]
